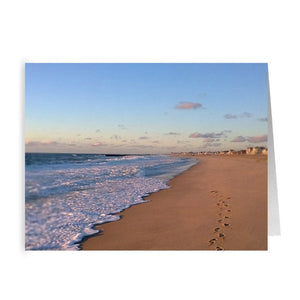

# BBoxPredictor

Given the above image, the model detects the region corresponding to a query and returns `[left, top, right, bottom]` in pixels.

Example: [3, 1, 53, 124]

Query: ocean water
[25, 153, 198, 250]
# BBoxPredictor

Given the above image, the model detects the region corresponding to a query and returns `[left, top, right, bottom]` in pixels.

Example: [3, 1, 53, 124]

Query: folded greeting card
[25, 63, 278, 250]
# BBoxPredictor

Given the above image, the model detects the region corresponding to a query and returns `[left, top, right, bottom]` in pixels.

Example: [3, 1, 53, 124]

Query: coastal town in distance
[173, 146, 268, 156]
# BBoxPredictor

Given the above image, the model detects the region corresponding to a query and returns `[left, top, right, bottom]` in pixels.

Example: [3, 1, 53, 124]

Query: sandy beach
[81, 155, 267, 250]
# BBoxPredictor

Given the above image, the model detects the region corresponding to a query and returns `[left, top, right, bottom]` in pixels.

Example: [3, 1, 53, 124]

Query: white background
[1, 0, 299, 299]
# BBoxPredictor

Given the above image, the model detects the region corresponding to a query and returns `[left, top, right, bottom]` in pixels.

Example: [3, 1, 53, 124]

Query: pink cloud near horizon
[175, 101, 202, 110]
[189, 131, 229, 139]
[231, 136, 247, 142]
[247, 134, 268, 143]
[91, 142, 106, 147]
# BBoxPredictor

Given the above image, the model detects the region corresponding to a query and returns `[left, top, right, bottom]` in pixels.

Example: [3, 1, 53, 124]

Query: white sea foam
[25, 154, 197, 250]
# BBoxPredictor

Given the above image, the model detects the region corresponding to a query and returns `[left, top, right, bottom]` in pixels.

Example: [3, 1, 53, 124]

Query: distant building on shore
[246, 147, 268, 155]
[236, 150, 246, 155]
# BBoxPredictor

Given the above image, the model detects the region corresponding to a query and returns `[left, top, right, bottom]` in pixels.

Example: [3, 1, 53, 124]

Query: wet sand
[81, 155, 267, 250]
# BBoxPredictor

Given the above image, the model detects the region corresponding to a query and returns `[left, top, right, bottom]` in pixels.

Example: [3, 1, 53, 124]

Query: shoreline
[77, 158, 200, 249]
[81, 155, 267, 250]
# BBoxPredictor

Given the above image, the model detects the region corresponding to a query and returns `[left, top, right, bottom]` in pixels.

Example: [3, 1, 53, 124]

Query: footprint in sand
[208, 238, 217, 245]
[209, 191, 232, 250]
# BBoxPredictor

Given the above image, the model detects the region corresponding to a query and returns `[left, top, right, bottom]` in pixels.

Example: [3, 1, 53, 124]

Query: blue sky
[25, 63, 268, 154]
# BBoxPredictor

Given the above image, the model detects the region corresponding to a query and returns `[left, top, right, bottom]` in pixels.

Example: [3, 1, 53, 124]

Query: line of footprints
[208, 190, 232, 250]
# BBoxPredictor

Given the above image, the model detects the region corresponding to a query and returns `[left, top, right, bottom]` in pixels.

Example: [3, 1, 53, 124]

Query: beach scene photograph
[25, 63, 268, 251]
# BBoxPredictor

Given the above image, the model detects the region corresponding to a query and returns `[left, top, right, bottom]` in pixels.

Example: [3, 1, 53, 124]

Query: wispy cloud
[224, 113, 238, 119]
[177, 140, 190, 144]
[247, 134, 268, 143]
[118, 124, 127, 130]
[189, 131, 230, 139]
[25, 140, 79, 149]
[110, 135, 121, 140]
[257, 117, 268, 122]
[175, 101, 202, 110]
[224, 112, 252, 119]
[131, 144, 154, 149]
[165, 132, 180, 136]
[95, 129, 101, 133]
[230, 134, 267, 143]
[203, 138, 218, 143]
[26, 140, 60, 147]
[241, 112, 252, 118]
[189, 132, 202, 138]
[203, 142, 222, 148]
[139, 136, 149, 140]
[85, 137, 92, 140]
[91, 142, 106, 147]
[231, 136, 247, 142]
